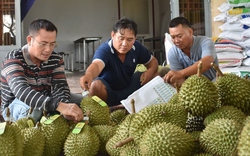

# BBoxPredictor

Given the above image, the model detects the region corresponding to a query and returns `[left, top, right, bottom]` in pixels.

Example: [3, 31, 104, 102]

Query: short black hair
[29, 19, 57, 36]
[169, 17, 191, 28]
[113, 17, 138, 36]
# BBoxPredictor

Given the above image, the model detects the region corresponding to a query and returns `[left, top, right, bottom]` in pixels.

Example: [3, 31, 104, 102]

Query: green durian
[21, 123, 45, 156]
[64, 123, 100, 156]
[80, 96, 110, 126]
[193, 153, 213, 156]
[188, 130, 204, 154]
[40, 114, 70, 156]
[129, 103, 187, 144]
[212, 63, 250, 115]
[0, 108, 24, 156]
[204, 105, 246, 126]
[139, 122, 195, 156]
[179, 62, 220, 117]
[110, 109, 128, 125]
[243, 115, 250, 126]
[0, 122, 17, 156]
[13, 108, 35, 129]
[200, 118, 242, 156]
[92, 124, 116, 155]
[237, 120, 250, 156]
[106, 114, 136, 156]
[119, 145, 141, 156]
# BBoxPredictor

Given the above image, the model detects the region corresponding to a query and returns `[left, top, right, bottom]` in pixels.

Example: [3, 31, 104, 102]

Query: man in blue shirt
[80, 18, 159, 107]
[163, 17, 218, 87]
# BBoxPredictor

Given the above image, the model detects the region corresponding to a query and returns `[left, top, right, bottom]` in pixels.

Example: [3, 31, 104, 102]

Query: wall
[22, 0, 118, 53]
[22, 0, 170, 52]
[211, 0, 226, 37]
[0, 0, 171, 64]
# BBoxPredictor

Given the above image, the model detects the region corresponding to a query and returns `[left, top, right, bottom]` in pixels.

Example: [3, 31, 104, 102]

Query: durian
[110, 109, 128, 125]
[106, 114, 136, 156]
[139, 122, 195, 156]
[119, 145, 141, 156]
[40, 114, 70, 156]
[129, 103, 187, 144]
[0, 108, 24, 156]
[13, 108, 35, 129]
[200, 118, 242, 156]
[92, 124, 116, 155]
[21, 122, 45, 156]
[237, 120, 250, 156]
[80, 96, 110, 126]
[179, 62, 220, 117]
[204, 105, 246, 126]
[64, 122, 100, 156]
[212, 63, 250, 115]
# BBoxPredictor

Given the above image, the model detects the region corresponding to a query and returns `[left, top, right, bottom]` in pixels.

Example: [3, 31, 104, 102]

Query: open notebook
[121, 76, 176, 114]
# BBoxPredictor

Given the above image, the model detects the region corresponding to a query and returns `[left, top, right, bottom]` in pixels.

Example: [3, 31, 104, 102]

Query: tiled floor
[65, 70, 84, 94]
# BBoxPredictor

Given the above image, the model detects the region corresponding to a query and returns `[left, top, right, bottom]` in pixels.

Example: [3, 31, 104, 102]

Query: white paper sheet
[120, 76, 177, 114]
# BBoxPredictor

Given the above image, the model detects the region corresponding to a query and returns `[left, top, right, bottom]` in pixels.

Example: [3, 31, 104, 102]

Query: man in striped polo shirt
[0, 19, 83, 123]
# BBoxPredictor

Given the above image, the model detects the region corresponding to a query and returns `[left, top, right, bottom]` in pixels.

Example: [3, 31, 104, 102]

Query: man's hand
[163, 70, 186, 87]
[163, 70, 184, 84]
[140, 70, 155, 85]
[56, 102, 84, 123]
[80, 73, 93, 91]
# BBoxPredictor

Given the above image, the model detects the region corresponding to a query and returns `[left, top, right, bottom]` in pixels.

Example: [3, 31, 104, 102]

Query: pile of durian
[1, 61, 250, 156]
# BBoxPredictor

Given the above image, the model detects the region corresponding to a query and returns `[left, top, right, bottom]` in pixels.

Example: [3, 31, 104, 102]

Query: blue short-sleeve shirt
[93, 39, 152, 90]
[168, 36, 218, 80]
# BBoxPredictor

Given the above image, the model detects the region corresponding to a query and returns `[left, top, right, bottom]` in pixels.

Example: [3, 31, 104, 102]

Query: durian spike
[114, 137, 134, 148]
[197, 61, 202, 77]
[211, 62, 224, 77]
[130, 99, 136, 114]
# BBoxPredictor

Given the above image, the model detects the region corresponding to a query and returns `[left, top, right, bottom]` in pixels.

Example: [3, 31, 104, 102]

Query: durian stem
[197, 61, 202, 77]
[244, 74, 249, 80]
[114, 137, 134, 148]
[6, 107, 10, 118]
[84, 110, 91, 125]
[211, 62, 224, 77]
[27, 107, 34, 119]
[43, 111, 48, 118]
[130, 99, 136, 114]
[35, 122, 40, 129]
[84, 82, 89, 91]
[6, 107, 11, 124]
[28, 107, 33, 115]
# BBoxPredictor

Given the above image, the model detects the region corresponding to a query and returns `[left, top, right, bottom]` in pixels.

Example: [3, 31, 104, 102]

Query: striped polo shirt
[0, 44, 70, 113]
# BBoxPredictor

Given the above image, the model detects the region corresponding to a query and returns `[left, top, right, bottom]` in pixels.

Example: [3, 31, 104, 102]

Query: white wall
[22, 0, 119, 53]
[0, 0, 171, 64]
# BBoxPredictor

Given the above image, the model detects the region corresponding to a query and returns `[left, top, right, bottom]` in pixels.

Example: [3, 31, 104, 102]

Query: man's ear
[188, 27, 193, 35]
[111, 31, 115, 39]
[27, 35, 32, 45]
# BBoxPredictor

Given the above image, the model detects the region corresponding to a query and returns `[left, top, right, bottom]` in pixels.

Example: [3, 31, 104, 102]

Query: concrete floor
[65, 70, 84, 94]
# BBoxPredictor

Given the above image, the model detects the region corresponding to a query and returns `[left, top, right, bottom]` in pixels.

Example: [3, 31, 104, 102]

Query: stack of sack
[214, 0, 250, 72]
[212, 37, 244, 68]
